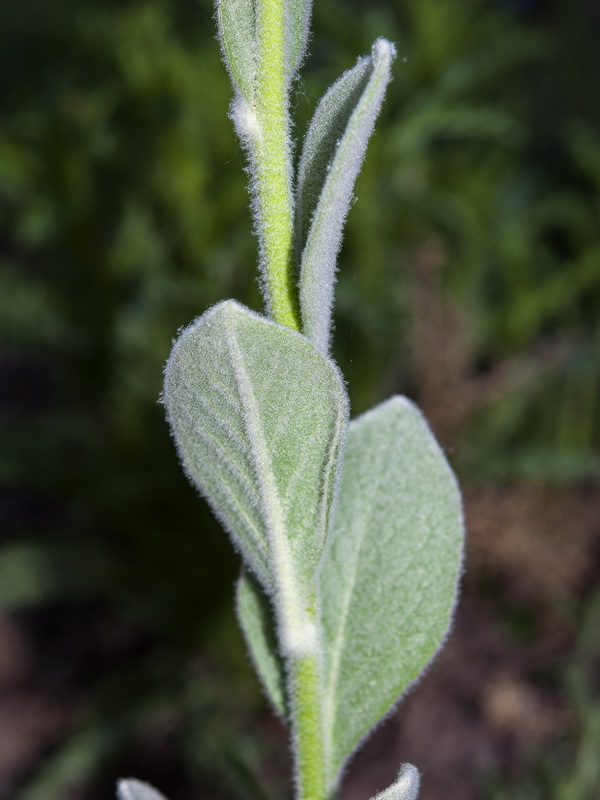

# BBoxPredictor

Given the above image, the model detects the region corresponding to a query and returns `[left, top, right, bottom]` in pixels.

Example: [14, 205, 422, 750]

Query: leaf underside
[117, 779, 169, 800]
[237, 569, 287, 717]
[216, 0, 257, 102]
[295, 56, 370, 259]
[163, 300, 348, 593]
[285, 0, 313, 82]
[320, 396, 463, 782]
[372, 764, 421, 800]
[217, 0, 312, 101]
[297, 38, 396, 354]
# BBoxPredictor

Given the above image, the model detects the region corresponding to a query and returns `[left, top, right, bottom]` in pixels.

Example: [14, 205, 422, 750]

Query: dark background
[1, 0, 599, 798]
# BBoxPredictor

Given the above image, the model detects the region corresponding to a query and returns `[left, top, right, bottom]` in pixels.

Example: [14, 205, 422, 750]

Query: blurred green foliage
[488, 591, 600, 800]
[0, 0, 599, 797]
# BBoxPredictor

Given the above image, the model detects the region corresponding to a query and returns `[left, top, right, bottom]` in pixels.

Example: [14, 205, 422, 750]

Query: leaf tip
[371, 37, 397, 65]
[372, 764, 420, 800]
[117, 778, 168, 800]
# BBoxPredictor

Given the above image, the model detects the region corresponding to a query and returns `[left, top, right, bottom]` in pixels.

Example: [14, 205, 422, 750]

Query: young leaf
[216, 0, 257, 103]
[163, 300, 348, 598]
[285, 0, 313, 83]
[295, 56, 371, 260]
[296, 39, 396, 354]
[372, 764, 420, 800]
[236, 568, 287, 717]
[117, 779, 169, 800]
[319, 397, 463, 784]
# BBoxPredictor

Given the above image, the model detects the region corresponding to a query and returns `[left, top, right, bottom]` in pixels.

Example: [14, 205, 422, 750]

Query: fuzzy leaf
[216, 0, 256, 102]
[285, 0, 313, 82]
[164, 300, 348, 594]
[236, 569, 287, 717]
[319, 397, 463, 782]
[216, 0, 311, 100]
[372, 764, 420, 800]
[297, 39, 396, 354]
[117, 779, 168, 800]
[295, 57, 371, 256]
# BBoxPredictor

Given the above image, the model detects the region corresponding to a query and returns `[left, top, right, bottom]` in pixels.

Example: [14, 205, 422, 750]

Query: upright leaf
[295, 57, 371, 258]
[163, 301, 348, 595]
[319, 397, 463, 784]
[296, 38, 396, 354]
[216, 0, 257, 102]
[285, 0, 313, 82]
[117, 779, 169, 800]
[237, 569, 287, 717]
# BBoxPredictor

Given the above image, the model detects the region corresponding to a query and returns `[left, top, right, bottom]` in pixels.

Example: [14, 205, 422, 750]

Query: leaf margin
[319, 395, 464, 784]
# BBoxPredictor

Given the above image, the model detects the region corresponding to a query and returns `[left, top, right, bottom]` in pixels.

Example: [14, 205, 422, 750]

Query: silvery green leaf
[117, 779, 168, 800]
[216, 0, 256, 102]
[285, 0, 313, 82]
[319, 397, 463, 783]
[297, 39, 396, 354]
[216, 0, 310, 100]
[372, 764, 420, 800]
[236, 569, 287, 717]
[163, 300, 348, 595]
[295, 57, 371, 257]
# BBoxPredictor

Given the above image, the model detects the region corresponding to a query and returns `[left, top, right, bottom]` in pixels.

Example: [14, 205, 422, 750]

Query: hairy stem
[254, 0, 300, 329]
[289, 651, 328, 800]
[253, 0, 324, 795]
[269, 535, 328, 800]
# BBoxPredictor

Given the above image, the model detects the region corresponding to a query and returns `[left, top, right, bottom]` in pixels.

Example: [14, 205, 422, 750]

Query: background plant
[0, 1, 599, 799]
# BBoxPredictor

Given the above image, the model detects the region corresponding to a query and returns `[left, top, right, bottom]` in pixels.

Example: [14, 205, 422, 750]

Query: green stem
[253, 0, 323, 794]
[289, 650, 328, 800]
[273, 577, 328, 800]
[254, 0, 300, 329]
